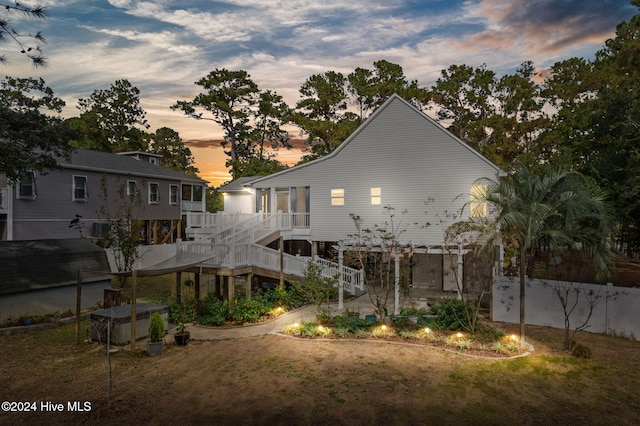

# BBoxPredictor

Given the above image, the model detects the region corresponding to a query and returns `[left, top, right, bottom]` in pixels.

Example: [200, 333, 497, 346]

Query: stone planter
[146, 340, 163, 356]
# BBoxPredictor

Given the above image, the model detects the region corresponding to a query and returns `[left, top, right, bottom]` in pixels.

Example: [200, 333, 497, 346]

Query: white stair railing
[182, 212, 363, 295]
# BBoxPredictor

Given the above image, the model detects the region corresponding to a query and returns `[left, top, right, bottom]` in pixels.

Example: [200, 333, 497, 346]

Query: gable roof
[0, 239, 112, 295]
[218, 176, 260, 193]
[59, 149, 207, 184]
[250, 94, 505, 184]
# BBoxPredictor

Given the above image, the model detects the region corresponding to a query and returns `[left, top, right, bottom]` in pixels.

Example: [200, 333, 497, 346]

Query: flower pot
[365, 314, 377, 325]
[146, 340, 163, 356]
[174, 331, 190, 346]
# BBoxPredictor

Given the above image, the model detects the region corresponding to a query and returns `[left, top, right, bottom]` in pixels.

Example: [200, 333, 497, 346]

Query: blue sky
[3, 0, 637, 184]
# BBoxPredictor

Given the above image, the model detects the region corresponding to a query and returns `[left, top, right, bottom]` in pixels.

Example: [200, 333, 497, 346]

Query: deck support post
[215, 275, 222, 298]
[394, 251, 400, 316]
[175, 271, 182, 304]
[228, 276, 235, 314]
[457, 244, 464, 299]
[338, 248, 344, 309]
[246, 273, 253, 301]
[194, 272, 201, 305]
[130, 269, 137, 351]
[279, 236, 284, 286]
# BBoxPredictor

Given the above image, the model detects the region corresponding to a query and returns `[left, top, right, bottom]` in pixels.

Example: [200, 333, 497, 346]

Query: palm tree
[475, 161, 614, 348]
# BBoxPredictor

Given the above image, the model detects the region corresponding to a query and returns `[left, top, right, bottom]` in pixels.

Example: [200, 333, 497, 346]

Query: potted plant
[146, 312, 165, 356]
[174, 322, 190, 346]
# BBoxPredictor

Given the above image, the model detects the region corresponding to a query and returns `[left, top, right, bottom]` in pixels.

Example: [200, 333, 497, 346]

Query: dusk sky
[3, 0, 637, 186]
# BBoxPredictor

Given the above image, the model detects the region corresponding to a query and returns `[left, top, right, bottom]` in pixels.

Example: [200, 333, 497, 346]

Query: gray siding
[12, 168, 181, 240]
[253, 95, 502, 245]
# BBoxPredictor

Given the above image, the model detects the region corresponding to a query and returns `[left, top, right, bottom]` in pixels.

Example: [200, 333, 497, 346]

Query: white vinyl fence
[493, 276, 640, 340]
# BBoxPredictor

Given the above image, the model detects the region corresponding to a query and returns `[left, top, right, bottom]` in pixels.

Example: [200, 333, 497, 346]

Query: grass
[3, 318, 639, 425]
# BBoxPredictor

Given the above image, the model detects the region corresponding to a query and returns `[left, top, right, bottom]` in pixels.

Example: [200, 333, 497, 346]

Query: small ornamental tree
[98, 175, 142, 286]
[346, 206, 410, 319]
[293, 260, 338, 316]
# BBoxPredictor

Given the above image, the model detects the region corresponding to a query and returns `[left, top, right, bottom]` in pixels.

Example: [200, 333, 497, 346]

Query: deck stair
[183, 212, 364, 295]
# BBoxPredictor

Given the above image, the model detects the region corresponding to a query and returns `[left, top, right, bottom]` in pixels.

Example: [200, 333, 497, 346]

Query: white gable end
[252, 95, 503, 245]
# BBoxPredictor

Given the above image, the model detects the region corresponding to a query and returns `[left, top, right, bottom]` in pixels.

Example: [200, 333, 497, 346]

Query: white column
[457, 245, 464, 299]
[394, 251, 400, 316]
[338, 248, 344, 309]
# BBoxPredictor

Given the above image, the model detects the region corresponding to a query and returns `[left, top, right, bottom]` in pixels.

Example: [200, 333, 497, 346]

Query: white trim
[169, 184, 179, 205]
[148, 182, 160, 204]
[72, 175, 89, 202]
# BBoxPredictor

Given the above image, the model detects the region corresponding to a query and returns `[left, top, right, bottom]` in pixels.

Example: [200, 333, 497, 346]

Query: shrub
[261, 285, 305, 310]
[169, 301, 197, 324]
[430, 298, 468, 330]
[333, 313, 372, 334]
[571, 342, 592, 359]
[148, 312, 164, 342]
[231, 295, 271, 324]
[492, 341, 520, 355]
[197, 293, 228, 326]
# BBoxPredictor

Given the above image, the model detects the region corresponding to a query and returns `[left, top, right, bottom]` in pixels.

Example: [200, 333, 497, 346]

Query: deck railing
[180, 212, 363, 295]
[177, 240, 364, 295]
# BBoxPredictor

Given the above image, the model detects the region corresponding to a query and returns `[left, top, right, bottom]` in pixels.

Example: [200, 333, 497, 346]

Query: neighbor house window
[169, 185, 179, 205]
[370, 187, 381, 205]
[182, 184, 192, 201]
[331, 188, 344, 206]
[193, 185, 203, 202]
[72, 175, 88, 201]
[18, 172, 36, 199]
[127, 180, 139, 196]
[149, 182, 160, 204]
[470, 184, 487, 218]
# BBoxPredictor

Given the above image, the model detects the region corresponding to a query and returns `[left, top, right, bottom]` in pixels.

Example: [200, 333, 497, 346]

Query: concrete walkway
[185, 294, 429, 341]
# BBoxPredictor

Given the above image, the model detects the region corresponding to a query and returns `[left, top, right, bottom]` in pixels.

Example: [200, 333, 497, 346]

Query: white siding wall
[223, 192, 254, 214]
[253, 96, 501, 245]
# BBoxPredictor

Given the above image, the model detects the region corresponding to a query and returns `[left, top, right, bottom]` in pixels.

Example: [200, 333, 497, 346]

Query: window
[470, 185, 487, 218]
[73, 175, 88, 201]
[193, 185, 203, 202]
[182, 184, 204, 202]
[370, 187, 381, 205]
[331, 188, 344, 206]
[127, 180, 139, 196]
[182, 184, 192, 201]
[149, 182, 160, 204]
[18, 172, 36, 199]
[169, 185, 179, 205]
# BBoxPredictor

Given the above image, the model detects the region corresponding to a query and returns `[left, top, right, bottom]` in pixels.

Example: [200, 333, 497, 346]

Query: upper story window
[370, 187, 381, 205]
[182, 184, 203, 202]
[331, 188, 344, 206]
[193, 185, 203, 202]
[127, 180, 139, 196]
[470, 184, 487, 218]
[149, 182, 160, 204]
[73, 175, 88, 201]
[169, 185, 179, 205]
[18, 172, 36, 199]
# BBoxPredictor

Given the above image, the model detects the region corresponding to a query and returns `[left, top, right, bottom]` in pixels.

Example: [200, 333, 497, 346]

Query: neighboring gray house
[0, 238, 112, 322]
[0, 149, 207, 242]
[187, 95, 505, 297]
